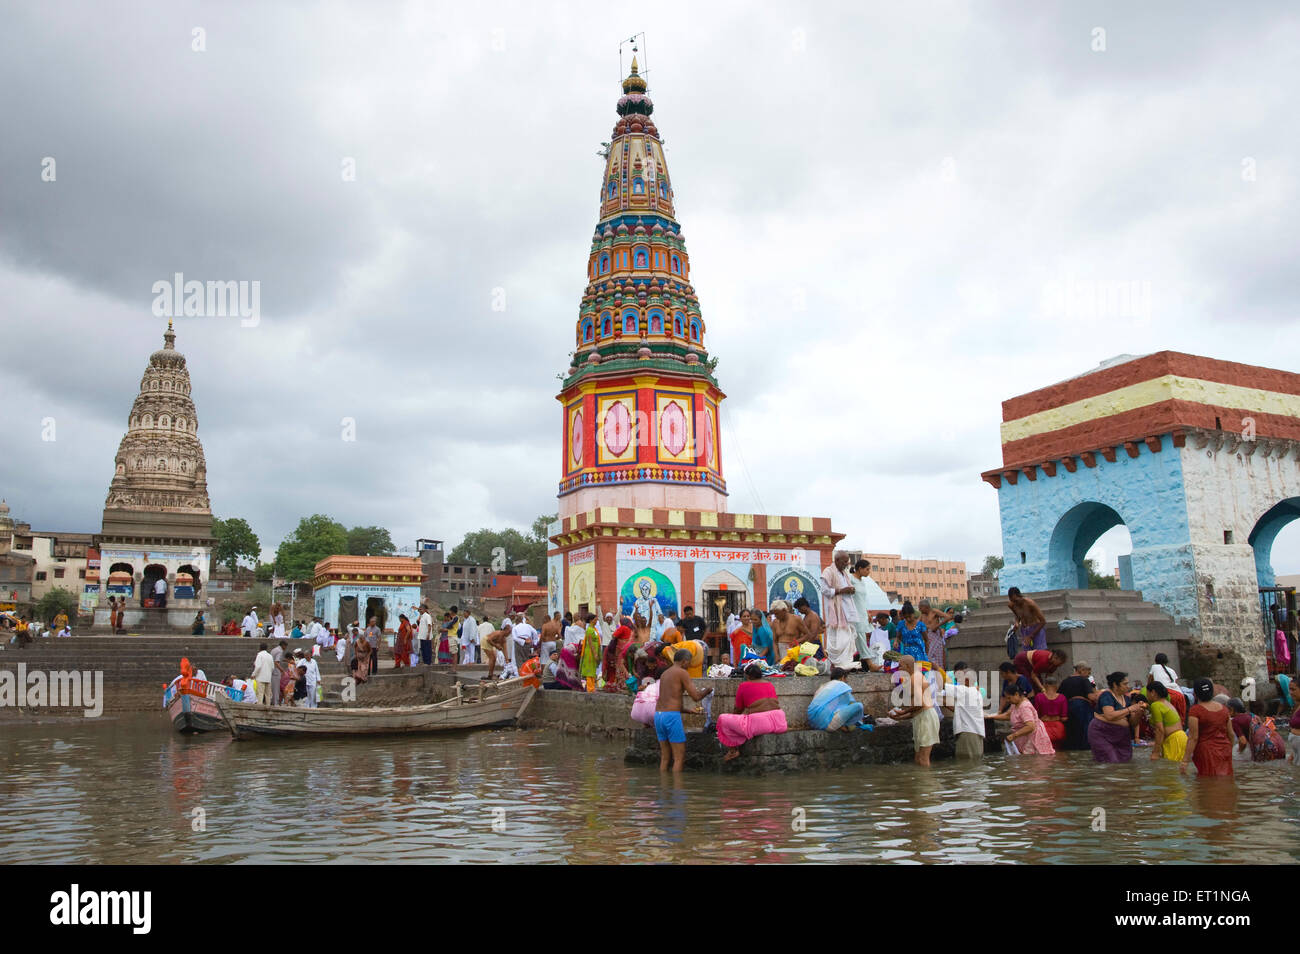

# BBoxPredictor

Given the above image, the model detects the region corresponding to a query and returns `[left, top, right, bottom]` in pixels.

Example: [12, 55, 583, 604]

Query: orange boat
[162, 658, 243, 733]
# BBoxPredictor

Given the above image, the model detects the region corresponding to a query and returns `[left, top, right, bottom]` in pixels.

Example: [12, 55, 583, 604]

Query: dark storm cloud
[1, 1, 1297, 573]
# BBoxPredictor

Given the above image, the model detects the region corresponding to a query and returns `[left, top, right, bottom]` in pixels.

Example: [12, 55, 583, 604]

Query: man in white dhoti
[511, 615, 538, 667]
[819, 552, 860, 669]
[459, 611, 479, 666]
[241, 609, 257, 639]
[303, 653, 321, 708]
[849, 560, 875, 661]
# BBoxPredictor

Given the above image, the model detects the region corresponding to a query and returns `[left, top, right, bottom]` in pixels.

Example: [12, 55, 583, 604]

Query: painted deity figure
[633, 578, 665, 641]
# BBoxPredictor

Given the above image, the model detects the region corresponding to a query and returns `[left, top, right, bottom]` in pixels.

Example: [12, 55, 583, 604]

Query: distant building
[844, 551, 968, 606]
[312, 555, 426, 632]
[967, 571, 1001, 602]
[6, 521, 94, 606]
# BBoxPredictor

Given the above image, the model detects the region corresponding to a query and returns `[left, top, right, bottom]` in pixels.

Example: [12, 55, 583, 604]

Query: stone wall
[952, 590, 1186, 681]
[0, 636, 323, 718]
[623, 721, 961, 774]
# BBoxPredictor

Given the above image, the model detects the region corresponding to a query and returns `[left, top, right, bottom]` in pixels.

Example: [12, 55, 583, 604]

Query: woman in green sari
[1148, 682, 1187, 762]
[579, 615, 602, 692]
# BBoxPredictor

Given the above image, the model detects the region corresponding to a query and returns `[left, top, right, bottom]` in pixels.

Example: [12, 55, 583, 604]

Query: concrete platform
[623, 720, 974, 774]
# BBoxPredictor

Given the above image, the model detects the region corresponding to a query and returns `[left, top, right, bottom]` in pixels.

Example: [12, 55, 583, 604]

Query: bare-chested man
[540, 612, 562, 665]
[482, 624, 511, 680]
[888, 655, 940, 766]
[632, 611, 651, 644]
[655, 648, 714, 772]
[768, 600, 807, 658]
[794, 598, 823, 653]
[1007, 587, 1047, 651]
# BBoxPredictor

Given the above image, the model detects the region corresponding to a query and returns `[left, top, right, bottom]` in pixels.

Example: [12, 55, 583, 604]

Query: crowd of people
[2, 608, 73, 643]
[163, 557, 1299, 779]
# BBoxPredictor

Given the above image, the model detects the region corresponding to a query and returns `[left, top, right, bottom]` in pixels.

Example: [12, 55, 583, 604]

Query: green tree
[347, 525, 395, 556]
[1085, 558, 1119, 590]
[36, 587, 80, 626]
[449, 514, 556, 580]
[981, 555, 1004, 577]
[274, 514, 348, 581]
[212, 516, 261, 572]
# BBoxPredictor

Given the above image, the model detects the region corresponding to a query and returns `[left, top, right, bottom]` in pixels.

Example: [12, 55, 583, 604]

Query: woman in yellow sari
[578, 616, 602, 692]
[1148, 682, 1187, 761]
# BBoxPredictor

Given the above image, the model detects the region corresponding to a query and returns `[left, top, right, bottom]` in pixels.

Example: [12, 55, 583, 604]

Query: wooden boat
[164, 678, 246, 733]
[214, 677, 537, 740]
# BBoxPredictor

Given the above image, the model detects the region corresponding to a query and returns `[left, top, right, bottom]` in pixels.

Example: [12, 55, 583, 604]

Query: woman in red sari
[394, 614, 414, 669]
[1181, 678, 1233, 777]
[601, 624, 633, 692]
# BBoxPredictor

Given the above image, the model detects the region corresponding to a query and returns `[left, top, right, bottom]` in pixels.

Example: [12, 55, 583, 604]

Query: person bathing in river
[1015, 648, 1069, 695]
[655, 649, 714, 773]
[716, 664, 787, 762]
[1182, 678, 1233, 777]
[1146, 682, 1187, 762]
[889, 656, 940, 766]
[1000, 683, 1054, 755]
[1031, 675, 1068, 747]
[1088, 672, 1145, 763]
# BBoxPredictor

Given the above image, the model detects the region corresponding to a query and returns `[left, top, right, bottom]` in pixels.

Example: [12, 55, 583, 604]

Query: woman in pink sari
[716, 665, 788, 762]
[1005, 684, 1054, 754]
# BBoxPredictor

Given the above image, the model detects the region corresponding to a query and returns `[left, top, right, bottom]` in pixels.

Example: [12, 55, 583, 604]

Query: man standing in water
[890, 655, 940, 766]
[656, 648, 714, 773]
[1007, 587, 1047, 651]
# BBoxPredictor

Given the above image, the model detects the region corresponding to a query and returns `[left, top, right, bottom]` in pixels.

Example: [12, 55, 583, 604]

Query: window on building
[35, 571, 47, 581]
[54, 568, 65, 579]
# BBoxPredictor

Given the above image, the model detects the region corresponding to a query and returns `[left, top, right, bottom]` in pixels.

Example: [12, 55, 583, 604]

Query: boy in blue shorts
[656, 648, 714, 773]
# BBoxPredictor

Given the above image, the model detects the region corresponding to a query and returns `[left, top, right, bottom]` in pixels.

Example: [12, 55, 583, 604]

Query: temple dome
[101, 323, 213, 544]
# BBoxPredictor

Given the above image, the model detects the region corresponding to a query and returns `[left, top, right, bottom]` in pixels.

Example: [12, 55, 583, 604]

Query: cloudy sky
[2, 0, 1298, 578]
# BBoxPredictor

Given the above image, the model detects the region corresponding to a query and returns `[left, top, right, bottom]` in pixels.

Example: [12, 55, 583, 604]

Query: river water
[2, 714, 1299, 864]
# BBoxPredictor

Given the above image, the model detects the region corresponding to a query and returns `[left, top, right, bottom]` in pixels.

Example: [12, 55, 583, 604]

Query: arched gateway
[983, 352, 1300, 678]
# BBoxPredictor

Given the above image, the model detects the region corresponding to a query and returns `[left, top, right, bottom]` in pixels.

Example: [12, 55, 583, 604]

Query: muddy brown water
[1, 714, 1298, 863]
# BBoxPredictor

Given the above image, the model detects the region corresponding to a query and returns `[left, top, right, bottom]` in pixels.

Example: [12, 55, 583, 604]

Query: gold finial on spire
[630, 55, 639, 74]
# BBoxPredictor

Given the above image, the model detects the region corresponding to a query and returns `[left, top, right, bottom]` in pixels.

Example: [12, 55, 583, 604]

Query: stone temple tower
[97, 322, 214, 622]
[556, 56, 728, 519]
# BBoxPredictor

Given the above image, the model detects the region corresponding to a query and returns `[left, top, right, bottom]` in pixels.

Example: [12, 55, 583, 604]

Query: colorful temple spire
[557, 60, 727, 518]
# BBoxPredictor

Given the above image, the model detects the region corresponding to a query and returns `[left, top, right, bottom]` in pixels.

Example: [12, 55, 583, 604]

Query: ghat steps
[944, 589, 1191, 677]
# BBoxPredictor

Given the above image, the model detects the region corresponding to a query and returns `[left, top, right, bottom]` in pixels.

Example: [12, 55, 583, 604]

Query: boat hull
[215, 681, 537, 740]
[168, 692, 226, 733]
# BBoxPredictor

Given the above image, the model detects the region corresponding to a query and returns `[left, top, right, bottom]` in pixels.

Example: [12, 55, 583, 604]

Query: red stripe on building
[998, 400, 1300, 469]
[1001, 352, 1300, 422]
